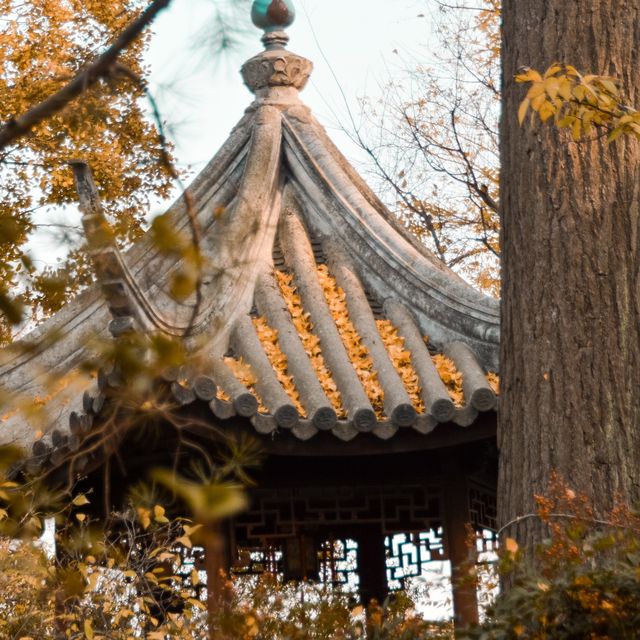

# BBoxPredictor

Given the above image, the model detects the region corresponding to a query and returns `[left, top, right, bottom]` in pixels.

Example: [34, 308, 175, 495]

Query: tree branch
[0, 0, 173, 151]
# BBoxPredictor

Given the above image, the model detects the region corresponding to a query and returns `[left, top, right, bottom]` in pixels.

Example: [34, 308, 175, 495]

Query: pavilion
[0, 0, 500, 627]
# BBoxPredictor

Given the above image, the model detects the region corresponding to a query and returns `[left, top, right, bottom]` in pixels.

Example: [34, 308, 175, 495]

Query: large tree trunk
[499, 0, 640, 548]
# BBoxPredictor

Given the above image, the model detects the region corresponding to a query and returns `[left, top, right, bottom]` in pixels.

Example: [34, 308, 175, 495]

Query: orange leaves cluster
[431, 354, 464, 406]
[252, 315, 305, 416]
[316, 264, 385, 417]
[276, 270, 344, 416]
[376, 319, 425, 412]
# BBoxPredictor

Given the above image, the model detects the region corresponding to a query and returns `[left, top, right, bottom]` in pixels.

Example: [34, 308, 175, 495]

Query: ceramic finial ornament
[251, 0, 295, 49]
[243, 0, 311, 93]
[251, 0, 295, 31]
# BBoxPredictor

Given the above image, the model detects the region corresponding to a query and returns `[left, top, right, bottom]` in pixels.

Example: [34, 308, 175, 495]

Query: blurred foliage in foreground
[4, 445, 640, 639]
[462, 475, 640, 640]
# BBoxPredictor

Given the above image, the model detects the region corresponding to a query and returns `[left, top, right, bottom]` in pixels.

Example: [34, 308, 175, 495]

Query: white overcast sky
[145, 0, 432, 201]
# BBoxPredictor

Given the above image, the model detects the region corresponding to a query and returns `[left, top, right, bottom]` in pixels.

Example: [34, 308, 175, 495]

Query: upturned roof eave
[279, 106, 499, 369]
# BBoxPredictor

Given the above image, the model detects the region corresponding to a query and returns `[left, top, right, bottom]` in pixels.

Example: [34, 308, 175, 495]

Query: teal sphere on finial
[251, 0, 295, 33]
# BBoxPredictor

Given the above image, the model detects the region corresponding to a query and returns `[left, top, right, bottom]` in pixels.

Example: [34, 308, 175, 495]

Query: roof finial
[251, 0, 295, 50]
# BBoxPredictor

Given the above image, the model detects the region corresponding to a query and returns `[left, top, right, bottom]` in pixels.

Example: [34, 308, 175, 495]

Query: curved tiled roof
[0, 34, 500, 464]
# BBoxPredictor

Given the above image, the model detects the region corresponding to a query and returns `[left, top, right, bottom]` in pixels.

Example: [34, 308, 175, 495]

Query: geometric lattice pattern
[232, 545, 283, 576]
[385, 529, 446, 591]
[318, 538, 359, 593]
[476, 528, 499, 555]
[234, 484, 442, 543]
[468, 482, 498, 532]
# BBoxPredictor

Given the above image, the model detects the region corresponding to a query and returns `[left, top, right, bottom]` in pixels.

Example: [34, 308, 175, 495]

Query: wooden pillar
[203, 520, 230, 639]
[356, 529, 388, 605]
[444, 473, 479, 628]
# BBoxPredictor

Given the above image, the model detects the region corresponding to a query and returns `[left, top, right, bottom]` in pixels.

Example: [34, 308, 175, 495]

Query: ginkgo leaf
[253, 315, 305, 415]
[316, 265, 385, 416]
[377, 319, 424, 412]
[276, 269, 344, 415]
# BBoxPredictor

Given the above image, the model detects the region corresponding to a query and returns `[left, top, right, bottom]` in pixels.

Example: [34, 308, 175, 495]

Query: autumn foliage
[516, 63, 640, 143]
[0, 0, 174, 341]
[464, 476, 640, 639]
[226, 264, 474, 419]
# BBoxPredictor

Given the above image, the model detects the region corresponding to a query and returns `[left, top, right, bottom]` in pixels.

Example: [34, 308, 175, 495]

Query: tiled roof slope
[0, 36, 499, 460]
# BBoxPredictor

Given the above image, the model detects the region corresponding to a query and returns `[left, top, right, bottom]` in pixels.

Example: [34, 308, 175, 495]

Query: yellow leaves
[83, 619, 94, 640]
[517, 98, 530, 125]
[252, 315, 305, 416]
[516, 62, 640, 144]
[431, 353, 464, 405]
[137, 506, 151, 530]
[539, 100, 555, 123]
[222, 356, 265, 411]
[153, 504, 169, 524]
[0, 481, 18, 501]
[316, 264, 385, 417]
[515, 68, 542, 84]
[152, 469, 248, 524]
[544, 77, 560, 101]
[258, 268, 478, 415]
[72, 494, 90, 507]
[225, 357, 257, 387]
[136, 504, 169, 529]
[0, 0, 175, 337]
[487, 371, 499, 395]
[86, 571, 101, 592]
[183, 523, 203, 538]
[376, 319, 424, 412]
[175, 534, 193, 549]
[276, 270, 344, 416]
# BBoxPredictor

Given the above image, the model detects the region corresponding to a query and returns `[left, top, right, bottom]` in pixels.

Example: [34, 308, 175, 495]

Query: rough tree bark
[499, 0, 640, 547]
